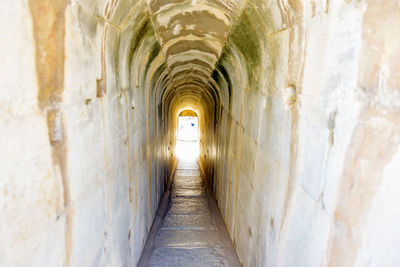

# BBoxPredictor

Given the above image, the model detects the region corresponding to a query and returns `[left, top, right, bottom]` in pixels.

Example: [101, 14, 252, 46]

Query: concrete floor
[138, 158, 240, 266]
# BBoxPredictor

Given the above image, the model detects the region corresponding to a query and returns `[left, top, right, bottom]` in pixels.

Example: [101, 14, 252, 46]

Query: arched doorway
[176, 109, 199, 159]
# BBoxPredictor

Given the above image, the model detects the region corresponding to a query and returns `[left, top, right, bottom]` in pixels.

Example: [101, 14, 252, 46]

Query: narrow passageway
[138, 155, 240, 266]
[2, 1, 400, 266]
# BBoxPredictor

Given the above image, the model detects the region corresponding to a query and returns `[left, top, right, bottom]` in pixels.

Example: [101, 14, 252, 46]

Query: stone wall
[211, 1, 400, 266]
[0, 0, 170, 265]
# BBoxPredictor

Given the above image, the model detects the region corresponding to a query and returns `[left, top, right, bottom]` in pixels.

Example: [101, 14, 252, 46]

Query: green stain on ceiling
[222, 5, 264, 89]
[150, 63, 167, 94]
[126, 14, 164, 89]
[211, 60, 232, 108]
[128, 18, 154, 71]
[145, 41, 161, 75]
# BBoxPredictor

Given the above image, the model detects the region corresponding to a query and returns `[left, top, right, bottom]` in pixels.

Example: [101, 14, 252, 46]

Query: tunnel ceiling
[147, 0, 243, 111]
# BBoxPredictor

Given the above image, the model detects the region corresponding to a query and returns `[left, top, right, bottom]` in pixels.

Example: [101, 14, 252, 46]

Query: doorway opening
[176, 109, 199, 160]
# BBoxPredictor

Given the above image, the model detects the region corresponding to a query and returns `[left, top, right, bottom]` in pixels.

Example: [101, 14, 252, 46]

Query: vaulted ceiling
[147, 0, 243, 112]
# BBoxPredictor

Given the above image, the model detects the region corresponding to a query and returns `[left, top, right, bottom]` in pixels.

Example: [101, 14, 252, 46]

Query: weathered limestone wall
[0, 1, 170, 266]
[211, 1, 400, 266]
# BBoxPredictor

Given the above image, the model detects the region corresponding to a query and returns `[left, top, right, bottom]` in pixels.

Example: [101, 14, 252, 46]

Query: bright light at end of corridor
[176, 116, 199, 160]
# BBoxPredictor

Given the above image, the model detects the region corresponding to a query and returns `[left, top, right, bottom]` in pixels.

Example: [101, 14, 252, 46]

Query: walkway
[138, 159, 240, 266]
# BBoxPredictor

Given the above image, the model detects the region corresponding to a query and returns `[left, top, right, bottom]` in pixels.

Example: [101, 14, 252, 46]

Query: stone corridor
[1, 0, 400, 266]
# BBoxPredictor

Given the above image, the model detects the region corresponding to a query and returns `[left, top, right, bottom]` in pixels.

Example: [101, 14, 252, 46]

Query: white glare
[176, 116, 199, 160]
